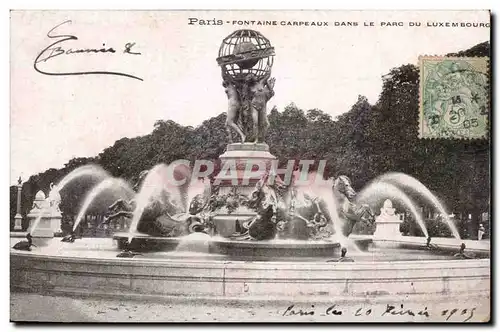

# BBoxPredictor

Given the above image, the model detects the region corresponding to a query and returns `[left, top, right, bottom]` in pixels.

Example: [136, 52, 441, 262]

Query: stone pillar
[14, 180, 23, 231]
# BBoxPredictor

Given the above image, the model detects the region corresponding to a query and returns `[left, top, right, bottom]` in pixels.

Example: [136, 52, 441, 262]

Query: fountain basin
[350, 234, 490, 257]
[113, 232, 343, 259]
[10, 237, 490, 303]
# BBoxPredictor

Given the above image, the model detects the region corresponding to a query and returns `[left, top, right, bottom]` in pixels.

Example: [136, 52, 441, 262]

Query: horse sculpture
[103, 169, 151, 223]
[282, 192, 334, 240]
[333, 175, 375, 236]
[48, 182, 62, 212]
[103, 170, 186, 236]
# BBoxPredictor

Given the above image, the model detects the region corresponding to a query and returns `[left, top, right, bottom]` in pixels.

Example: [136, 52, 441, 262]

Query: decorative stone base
[374, 220, 403, 239]
[218, 143, 277, 183]
[219, 143, 276, 161]
[28, 214, 62, 239]
[14, 214, 23, 231]
[211, 143, 277, 236]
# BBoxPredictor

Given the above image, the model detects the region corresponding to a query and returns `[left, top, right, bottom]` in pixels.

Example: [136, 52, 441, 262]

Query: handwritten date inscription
[282, 303, 477, 322]
[34, 20, 143, 81]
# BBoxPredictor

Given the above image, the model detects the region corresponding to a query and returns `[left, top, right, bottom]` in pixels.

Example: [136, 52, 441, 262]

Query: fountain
[26, 165, 110, 239]
[375, 172, 461, 239]
[357, 182, 428, 238]
[10, 29, 489, 315]
[72, 178, 134, 233]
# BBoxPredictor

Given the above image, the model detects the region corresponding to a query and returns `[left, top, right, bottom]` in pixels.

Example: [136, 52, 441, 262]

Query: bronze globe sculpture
[216, 29, 275, 81]
[217, 30, 276, 143]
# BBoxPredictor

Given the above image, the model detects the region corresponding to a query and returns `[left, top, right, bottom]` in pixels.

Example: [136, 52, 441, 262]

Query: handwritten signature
[34, 20, 143, 81]
[282, 303, 477, 322]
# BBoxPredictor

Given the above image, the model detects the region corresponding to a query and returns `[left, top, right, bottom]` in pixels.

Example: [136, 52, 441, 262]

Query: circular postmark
[421, 58, 488, 139]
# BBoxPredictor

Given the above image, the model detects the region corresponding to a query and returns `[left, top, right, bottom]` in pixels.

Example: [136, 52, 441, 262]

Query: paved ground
[10, 292, 490, 323]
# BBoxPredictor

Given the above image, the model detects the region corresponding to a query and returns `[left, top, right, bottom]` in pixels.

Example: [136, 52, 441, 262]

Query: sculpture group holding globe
[217, 30, 276, 143]
[99, 30, 375, 243]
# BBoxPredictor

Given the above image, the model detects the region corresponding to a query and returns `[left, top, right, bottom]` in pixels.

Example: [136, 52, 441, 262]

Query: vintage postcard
[10, 10, 491, 323]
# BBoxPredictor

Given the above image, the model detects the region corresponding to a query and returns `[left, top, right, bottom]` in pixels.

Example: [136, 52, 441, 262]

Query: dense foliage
[11, 42, 490, 237]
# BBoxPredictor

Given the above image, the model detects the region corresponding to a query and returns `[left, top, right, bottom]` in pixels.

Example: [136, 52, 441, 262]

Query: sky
[10, 10, 490, 184]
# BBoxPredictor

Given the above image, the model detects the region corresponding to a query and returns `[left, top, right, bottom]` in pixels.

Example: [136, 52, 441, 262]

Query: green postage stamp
[419, 56, 489, 139]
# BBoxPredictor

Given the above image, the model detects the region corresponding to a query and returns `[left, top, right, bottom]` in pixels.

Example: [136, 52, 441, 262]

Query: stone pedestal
[26, 190, 60, 239]
[14, 214, 23, 231]
[28, 212, 59, 238]
[213, 143, 277, 236]
[218, 143, 276, 189]
[373, 199, 402, 239]
[219, 142, 276, 161]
